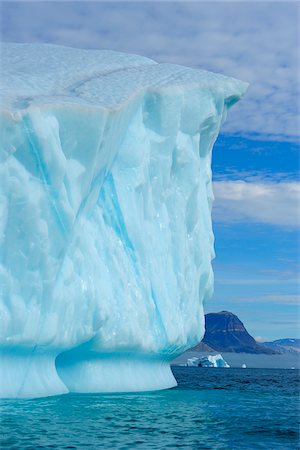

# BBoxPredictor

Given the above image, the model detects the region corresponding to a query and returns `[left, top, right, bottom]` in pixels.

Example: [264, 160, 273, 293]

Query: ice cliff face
[0, 44, 247, 397]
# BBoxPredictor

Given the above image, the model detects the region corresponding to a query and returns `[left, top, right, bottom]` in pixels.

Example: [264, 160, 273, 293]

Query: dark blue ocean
[1, 368, 299, 449]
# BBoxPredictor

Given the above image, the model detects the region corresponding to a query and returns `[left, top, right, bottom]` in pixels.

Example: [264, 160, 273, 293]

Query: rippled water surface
[1, 368, 299, 449]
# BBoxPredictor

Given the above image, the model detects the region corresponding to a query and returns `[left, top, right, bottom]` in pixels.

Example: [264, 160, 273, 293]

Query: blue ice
[0, 44, 248, 397]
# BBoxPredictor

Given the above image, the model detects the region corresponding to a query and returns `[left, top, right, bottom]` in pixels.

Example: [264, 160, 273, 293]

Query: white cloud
[216, 278, 299, 286]
[213, 181, 300, 227]
[241, 294, 300, 305]
[1, 1, 299, 140]
[255, 336, 267, 343]
[260, 294, 300, 305]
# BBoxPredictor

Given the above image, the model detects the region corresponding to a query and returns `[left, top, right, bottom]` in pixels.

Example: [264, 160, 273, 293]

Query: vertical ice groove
[16, 344, 38, 397]
[22, 114, 69, 237]
[98, 173, 138, 273]
[150, 286, 168, 345]
[0, 44, 248, 397]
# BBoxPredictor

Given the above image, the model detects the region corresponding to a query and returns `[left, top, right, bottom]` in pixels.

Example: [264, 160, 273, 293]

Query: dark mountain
[191, 311, 277, 354]
[263, 338, 300, 354]
[190, 341, 215, 352]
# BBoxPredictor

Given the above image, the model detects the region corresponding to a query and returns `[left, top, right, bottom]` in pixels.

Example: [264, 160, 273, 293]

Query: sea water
[1, 368, 299, 449]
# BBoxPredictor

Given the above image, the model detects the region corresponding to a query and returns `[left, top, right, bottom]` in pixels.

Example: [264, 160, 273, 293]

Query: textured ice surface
[0, 44, 247, 397]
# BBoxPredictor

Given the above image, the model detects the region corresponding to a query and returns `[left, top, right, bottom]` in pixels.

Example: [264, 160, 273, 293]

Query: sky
[1, 0, 299, 341]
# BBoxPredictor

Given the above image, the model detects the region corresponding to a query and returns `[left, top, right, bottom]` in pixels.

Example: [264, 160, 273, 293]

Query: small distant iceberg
[186, 357, 200, 367]
[241, 363, 247, 368]
[187, 354, 230, 368]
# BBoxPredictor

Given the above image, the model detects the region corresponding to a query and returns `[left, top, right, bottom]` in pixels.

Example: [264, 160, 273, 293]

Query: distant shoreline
[172, 351, 300, 369]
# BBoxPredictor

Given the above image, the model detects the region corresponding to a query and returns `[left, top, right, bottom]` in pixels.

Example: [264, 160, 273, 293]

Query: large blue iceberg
[0, 44, 247, 398]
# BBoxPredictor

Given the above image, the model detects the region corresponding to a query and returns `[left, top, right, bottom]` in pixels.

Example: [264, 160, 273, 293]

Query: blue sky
[1, 1, 299, 340]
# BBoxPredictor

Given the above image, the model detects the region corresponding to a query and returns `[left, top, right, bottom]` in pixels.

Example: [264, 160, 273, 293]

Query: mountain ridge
[191, 311, 278, 354]
[262, 338, 300, 354]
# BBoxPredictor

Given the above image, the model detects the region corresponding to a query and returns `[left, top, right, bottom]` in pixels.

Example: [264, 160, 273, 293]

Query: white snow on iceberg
[0, 44, 247, 397]
[187, 354, 230, 368]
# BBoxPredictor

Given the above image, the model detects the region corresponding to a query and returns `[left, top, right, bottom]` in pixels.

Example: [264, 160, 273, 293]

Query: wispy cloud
[216, 278, 299, 286]
[268, 321, 299, 326]
[1, 1, 299, 140]
[259, 267, 300, 281]
[213, 181, 300, 227]
[214, 291, 300, 304]
[242, 294, 300, 305]
[255, 336, 268, 343]
[214, 171, 298, 184]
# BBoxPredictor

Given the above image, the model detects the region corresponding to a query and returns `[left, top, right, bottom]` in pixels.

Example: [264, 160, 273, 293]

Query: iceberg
[187, 357, 201, 367]
[187, 354, 230, 368]
[0, 44, 247, 397]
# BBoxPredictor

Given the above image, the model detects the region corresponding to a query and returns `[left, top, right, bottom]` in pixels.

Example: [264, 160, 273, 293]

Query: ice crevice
[0, 44, 248, 397]
[65, 62, 159, 99]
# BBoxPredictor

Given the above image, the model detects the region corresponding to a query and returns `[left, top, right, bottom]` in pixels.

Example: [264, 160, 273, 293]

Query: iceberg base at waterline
[56, 352, 176, 393]
[0, 349, 68, 398]
[0, 44, 247, 398]
[0, 349, 177, 398]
